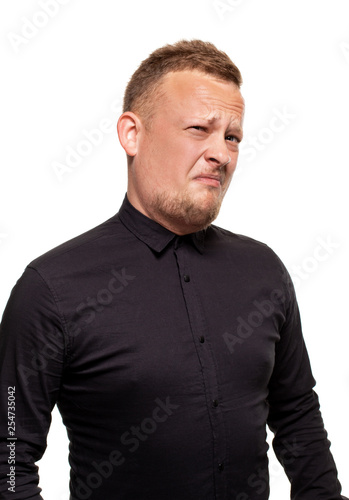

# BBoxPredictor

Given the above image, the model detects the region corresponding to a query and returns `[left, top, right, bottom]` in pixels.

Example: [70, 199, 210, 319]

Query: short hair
[123, 39, 242, 123]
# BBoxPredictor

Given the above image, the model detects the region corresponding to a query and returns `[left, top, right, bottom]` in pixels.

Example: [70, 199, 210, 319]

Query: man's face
[127, 69, 245, 234]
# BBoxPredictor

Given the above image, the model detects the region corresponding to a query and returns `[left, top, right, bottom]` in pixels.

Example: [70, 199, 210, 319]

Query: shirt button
[218, 463, 224, 472]
[183, 275, 190, 282]
[212, 399, 219, 408]
[199, 336, 205, 343]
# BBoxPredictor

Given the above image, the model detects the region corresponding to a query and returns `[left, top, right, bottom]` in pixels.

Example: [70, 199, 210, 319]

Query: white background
[1, 0, 348, 498]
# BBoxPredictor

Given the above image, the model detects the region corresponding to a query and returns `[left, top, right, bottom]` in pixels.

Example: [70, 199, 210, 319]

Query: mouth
[194, 174, 222, 188]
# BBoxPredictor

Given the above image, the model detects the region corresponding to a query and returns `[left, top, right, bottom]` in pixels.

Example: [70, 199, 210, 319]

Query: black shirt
[0, 195, 346, 500]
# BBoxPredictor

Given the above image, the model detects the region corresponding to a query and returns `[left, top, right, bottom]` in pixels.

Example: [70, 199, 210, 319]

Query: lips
[194, 174, 222, 188]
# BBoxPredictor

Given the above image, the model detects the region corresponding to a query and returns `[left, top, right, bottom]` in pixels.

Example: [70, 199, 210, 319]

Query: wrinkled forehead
[156, 70, 245, 120]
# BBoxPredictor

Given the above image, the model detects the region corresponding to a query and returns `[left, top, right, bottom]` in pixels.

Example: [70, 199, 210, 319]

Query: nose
[204, 135, 231, 169]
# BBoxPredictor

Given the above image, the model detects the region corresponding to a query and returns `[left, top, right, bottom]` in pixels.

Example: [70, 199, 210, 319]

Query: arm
[267, 268, 347, 500]
[0, 267, 66, 499]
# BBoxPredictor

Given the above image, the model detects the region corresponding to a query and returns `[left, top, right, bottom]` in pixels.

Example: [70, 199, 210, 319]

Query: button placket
[173, 239, 227, 498]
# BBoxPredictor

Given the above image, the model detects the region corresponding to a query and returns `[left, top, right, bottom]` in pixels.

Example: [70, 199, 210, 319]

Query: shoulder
[207, 223, 291, 285]
[28, 213, 124, 277]
[208, 223, 279, 259]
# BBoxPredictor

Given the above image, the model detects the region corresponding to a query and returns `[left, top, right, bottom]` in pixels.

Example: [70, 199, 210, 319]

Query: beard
[151, 186, 224, 232]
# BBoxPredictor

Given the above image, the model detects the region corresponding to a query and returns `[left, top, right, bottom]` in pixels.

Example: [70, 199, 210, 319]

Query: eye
[190, 126, 206, 132]
[226, 135, 240, 143]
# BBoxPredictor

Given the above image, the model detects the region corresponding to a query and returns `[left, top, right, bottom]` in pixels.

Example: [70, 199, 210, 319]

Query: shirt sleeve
[266, 264, 347, 500]
[0, 266, 67, 499]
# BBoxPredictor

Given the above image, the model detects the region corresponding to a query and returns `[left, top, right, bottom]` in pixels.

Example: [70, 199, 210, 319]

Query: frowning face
[122, 69, 245, 234]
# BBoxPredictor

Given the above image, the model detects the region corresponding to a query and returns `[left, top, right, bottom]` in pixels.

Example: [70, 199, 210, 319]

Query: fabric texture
[0, 195, 346, 499]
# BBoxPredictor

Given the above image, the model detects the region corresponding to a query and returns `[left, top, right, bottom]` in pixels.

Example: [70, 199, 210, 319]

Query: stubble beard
[152, 187, 224, 233]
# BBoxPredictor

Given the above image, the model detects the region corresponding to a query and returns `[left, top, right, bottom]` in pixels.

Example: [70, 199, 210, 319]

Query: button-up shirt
[0, 195, 346, 499]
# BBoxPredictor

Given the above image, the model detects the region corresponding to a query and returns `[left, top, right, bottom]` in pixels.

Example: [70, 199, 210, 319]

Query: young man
[0, 40, 347, 499]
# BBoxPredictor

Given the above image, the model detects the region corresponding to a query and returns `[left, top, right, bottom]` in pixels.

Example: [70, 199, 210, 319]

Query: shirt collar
[117, 194, 205, 254]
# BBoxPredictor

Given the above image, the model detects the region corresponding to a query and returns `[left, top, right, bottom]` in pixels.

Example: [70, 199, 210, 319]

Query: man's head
[117, 40, 245, 235]
[122, 39, 243, 124]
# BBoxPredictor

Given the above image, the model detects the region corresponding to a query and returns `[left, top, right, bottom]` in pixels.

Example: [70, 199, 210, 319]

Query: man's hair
[123, 39, 242, 123]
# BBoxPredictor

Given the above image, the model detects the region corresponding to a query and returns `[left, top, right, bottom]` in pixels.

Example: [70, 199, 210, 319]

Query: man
[0, 40, 346, 499]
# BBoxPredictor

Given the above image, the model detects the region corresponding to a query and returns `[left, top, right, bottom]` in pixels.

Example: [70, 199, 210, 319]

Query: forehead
[156, 70, 245, 120]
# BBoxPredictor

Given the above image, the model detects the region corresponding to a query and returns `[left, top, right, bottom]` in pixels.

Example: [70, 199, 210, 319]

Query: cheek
[140, 129, 203, 188]
[162, 141, 200, 184]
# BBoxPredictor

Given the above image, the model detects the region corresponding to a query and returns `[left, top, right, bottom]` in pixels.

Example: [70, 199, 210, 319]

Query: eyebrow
[196, 116, 243, 136]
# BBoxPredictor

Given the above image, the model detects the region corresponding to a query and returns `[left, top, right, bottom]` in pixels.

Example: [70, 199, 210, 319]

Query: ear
[117, 112, 141, 157]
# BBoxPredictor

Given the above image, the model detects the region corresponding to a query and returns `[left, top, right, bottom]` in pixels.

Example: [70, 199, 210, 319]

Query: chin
[196, 190, 224, 212]
[184, 199, 222, 230]
[152, 188, 223, 231]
